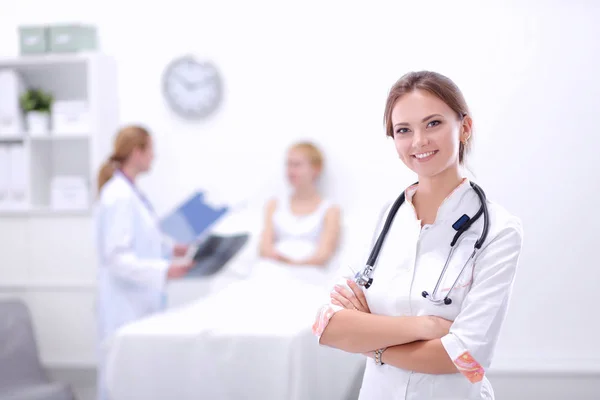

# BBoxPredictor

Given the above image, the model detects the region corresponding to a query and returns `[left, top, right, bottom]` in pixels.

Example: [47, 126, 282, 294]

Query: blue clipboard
[160, 192, 229, 244]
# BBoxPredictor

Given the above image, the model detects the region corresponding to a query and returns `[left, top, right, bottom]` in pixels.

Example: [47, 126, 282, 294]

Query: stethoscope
[354, 181, 490, 306]
[117, 169, 157, 218]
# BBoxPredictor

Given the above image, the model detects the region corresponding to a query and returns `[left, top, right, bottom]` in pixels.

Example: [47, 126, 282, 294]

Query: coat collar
[404, 178, 473, 225]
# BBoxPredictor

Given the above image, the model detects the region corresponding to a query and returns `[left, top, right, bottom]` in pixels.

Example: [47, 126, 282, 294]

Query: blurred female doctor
[94, 125, 192, 400]
[313, 71, 524, 399]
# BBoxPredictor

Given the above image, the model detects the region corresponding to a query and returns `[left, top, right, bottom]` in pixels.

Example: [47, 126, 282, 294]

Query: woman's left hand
[273, 252, 295, 264]
[330, 279, 371, 313]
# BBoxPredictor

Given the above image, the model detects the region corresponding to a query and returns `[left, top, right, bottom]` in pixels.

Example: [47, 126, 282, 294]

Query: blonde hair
[97, 125, 151, 192]
[289, 141, 324, 173]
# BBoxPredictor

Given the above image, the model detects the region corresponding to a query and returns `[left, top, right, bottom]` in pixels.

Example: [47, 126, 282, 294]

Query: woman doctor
[94, 125, 192, 400]
[313, 71, 523, 399]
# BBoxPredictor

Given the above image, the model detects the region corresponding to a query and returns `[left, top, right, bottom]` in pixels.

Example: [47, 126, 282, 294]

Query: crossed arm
[374, 340, 457, 374]
[316, 221, 523, 380]
[316, 279, 457, 374]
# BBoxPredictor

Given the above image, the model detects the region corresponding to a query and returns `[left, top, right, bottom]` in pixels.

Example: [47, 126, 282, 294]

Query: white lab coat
[94, 171, 173, 400]
[314, 179, 523, 400]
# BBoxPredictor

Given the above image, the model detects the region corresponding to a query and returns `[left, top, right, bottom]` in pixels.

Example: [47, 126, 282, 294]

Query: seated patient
[258, 141, 341, 268]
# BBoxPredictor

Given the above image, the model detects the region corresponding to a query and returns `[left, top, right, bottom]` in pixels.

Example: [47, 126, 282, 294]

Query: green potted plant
[19, 88, 53, 136]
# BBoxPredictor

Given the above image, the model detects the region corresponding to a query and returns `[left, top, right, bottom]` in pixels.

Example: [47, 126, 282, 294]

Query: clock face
[162, 56, 223, 119]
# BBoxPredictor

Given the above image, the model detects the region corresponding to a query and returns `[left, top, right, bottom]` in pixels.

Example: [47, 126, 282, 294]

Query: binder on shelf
[0, 146, 9, 208]
[0, 70, 25, 137]
[8, 144, 28, 207]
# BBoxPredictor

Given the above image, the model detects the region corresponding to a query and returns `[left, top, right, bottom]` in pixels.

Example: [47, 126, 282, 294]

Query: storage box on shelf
[48, 24, 98, 53]
[18, 26, 49, 55]
[30, 136, 90, 211]
[50, 176, 89, 211]
[52, 100, 91, 135]
[0, 53, 119, 216]
[18, 24, 98, 56]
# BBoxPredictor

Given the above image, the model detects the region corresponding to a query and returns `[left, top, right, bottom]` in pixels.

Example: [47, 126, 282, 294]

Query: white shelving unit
[0, 53, 119, 215]
[0, 53, 120, 367]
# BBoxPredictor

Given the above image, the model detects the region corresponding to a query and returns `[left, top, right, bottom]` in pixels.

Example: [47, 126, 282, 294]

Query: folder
[160, 191, 230, 245]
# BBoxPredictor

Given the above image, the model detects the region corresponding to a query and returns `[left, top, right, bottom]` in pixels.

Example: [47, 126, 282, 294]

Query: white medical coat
[94, 170, 173, 347]
[315, 179, 523, 400]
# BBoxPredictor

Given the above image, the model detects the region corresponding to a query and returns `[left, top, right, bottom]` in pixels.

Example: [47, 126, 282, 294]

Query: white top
[314, 179, 523, 400]
[271, 195, 333, 262]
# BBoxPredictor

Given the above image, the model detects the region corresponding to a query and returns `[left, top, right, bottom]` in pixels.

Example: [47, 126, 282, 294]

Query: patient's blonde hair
[289, 141, 324, 174]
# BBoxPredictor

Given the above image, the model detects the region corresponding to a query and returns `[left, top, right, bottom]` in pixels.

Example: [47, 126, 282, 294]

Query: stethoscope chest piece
[421, 290, 453, 305]
[354, 266, 374, 289]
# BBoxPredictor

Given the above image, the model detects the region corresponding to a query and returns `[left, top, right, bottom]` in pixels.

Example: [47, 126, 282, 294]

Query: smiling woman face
[391, 89, 470, 179]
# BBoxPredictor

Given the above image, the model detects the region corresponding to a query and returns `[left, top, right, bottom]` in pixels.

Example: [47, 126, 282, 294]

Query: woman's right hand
[167, 259, 193, 279]
[330, 279, 371, 313]
[420, 316, 454, 341]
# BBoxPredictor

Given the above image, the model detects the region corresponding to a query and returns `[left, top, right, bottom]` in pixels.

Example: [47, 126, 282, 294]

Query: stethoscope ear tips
[421, 291, 428, 298]
[444, 298, 452, 305]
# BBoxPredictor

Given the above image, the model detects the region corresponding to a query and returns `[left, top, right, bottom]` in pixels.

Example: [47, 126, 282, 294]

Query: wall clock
[162, 55, 223, 119]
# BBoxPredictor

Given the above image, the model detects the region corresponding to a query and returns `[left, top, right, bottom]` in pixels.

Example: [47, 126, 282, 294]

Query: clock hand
[187, 77, 217, 91]
[171, 72, 197, 91]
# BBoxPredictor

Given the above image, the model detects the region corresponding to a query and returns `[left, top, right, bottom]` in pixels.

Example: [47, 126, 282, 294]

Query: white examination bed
[104, 205, 367, 400]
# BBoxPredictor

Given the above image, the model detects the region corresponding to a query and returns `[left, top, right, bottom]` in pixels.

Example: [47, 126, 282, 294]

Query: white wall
[1, 0, 599, 374]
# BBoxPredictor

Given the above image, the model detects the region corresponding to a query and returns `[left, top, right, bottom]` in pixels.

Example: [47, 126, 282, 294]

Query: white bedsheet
[104, 262, 365, 400]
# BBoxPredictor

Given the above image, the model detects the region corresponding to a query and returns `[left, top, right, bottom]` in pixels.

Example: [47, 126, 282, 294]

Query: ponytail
[97, 155, 121, 192]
